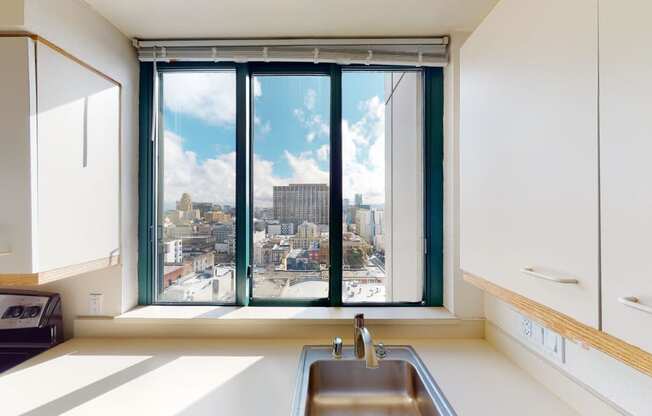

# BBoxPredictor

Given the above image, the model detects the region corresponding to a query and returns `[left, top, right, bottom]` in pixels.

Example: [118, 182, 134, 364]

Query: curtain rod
[133, 37, 449, 48]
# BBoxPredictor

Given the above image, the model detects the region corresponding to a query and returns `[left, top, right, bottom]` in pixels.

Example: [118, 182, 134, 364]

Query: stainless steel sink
[291, 345, 456, 416]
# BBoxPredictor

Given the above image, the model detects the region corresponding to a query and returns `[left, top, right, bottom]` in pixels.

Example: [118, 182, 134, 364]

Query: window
[155, 69, 237, 304]
[139, 63, 444, 307]
[251, 74, 331, 300]
[341, 70, 424, 303]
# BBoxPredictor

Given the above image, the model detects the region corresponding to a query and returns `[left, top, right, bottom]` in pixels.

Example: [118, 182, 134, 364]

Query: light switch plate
[520, 316, 565, 364]
[542, 327, 565, 364]
[89, 293, 103, 315]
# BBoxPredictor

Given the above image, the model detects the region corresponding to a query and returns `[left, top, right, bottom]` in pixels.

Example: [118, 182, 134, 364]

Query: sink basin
[291, 346, 456, 416]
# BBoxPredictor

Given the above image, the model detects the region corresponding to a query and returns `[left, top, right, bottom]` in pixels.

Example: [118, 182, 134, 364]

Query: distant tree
[345, 247, 367, 269]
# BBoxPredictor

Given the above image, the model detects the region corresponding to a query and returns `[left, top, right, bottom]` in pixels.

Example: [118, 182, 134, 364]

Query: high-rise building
[372, 209, 384, 236]
[193, 202, 215, 218]
[267, 222, 295, 236]
[206, 211, 233, 224]
[177, 193, 193, 211]
[354, 193, 363, 207]
[212, 224, 234, 244]
[290, 221, 322, 250]
[355, 208, 373, 243]
[163, 239, 183, 264]
[273, 184, 329, 226]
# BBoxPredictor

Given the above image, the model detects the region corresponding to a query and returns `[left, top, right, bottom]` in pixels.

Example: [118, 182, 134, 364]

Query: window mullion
[329, 64, 343, 306]
[235, 63, 251, 306]
[424, 67, 444, 306]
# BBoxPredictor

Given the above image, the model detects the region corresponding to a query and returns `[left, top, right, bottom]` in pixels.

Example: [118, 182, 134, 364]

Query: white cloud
[284, 151, 329, 184]
[254, 115, 272, 135]
[341, 96, 387, 205]
[253, 78, 262, 97]
[260, 121, 272, 135]
[163, 131, 236, 208]
[294, 91, 330, 143]
[162, 93, 389, 209]
[317, 145, 330, 162]
[163, 72, 262, 126]
[304, 88, 317, 110]
[253, 150, 328, 206]
[163, 130, 329, 208]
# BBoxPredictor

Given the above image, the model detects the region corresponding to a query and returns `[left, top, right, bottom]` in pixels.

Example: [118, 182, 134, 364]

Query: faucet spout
[353, 313, 379, 368]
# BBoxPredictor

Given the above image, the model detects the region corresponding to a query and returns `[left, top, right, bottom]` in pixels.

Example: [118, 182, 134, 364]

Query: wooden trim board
[0, 256, 120, 286]
[0, 32, 121, 86]
[464, 272, 652, 377]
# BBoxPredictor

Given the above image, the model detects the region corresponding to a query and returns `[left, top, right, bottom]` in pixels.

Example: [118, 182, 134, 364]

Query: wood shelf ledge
[0, 256, 120, 286]
[464, 271, 652, 377]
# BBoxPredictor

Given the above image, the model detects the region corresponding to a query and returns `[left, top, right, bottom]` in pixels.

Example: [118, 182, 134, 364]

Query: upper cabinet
[0, 36, 120, 285]
[459, 0, 600, 328]
[600, 0, 652, 352]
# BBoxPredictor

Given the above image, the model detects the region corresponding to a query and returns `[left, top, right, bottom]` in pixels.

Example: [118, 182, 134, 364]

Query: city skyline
[162, 71, 388, 209]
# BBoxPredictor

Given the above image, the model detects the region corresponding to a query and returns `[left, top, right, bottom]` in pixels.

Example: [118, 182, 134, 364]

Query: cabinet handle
[618, 296, 652, 315]
[520, 267, 578, 284]
[0, 251, 11, 257]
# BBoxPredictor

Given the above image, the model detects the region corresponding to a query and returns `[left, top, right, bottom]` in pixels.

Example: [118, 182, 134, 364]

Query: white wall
[0, 0, 24, 29]
[486, 295, 651, 415]
[444, 32, 484, 318]
[0, 0, 139, 338]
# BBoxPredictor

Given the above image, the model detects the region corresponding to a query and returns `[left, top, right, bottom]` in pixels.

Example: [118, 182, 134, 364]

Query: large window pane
[342, 70, 424, 303]
[156, 71, 236, 303]
[252, 75, 330, 299]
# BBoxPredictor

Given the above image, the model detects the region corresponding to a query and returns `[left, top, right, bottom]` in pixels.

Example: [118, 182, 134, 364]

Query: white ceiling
[82, 0, 498, 39]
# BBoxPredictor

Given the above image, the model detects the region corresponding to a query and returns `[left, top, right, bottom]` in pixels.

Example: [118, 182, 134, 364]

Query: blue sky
[161, 70, 388, 208]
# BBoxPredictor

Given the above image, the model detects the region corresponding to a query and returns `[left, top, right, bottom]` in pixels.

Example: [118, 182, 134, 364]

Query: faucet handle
[332, 336, 343, 359]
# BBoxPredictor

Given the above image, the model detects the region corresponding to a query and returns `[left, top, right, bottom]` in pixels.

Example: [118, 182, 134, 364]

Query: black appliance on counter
[0, 289, 63, 373]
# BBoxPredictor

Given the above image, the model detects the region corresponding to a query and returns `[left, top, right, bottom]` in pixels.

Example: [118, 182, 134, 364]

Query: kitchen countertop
[1, 338, 578, 416]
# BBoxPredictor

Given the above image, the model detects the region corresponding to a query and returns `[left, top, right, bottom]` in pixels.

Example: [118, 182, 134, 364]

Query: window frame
[138, 61, 444, 307]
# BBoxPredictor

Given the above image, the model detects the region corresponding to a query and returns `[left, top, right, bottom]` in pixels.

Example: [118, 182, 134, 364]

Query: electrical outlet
[520, 316, 565, 364]
[89, 293, 103, 315]
[521, 317, 533, 337]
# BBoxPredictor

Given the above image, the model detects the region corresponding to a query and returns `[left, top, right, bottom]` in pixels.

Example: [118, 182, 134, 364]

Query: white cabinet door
[460, 0, 600, 327]
[36, 42, 120, 272]
[0, 37, 37, 274]
[600, 0, 652, 352]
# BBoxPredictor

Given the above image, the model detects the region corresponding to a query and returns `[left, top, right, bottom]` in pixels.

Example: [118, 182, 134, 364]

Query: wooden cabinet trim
[464, 271, 652, 377]
[0, 255, 120, 286]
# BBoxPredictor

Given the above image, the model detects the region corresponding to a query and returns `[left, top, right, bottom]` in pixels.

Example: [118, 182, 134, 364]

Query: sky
[161, 70, 389, 209]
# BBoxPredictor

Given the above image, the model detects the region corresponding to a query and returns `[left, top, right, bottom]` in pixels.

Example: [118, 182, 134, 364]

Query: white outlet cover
[543, 327, 565, 364]
[531, 321, 545, 346]
[89, 293, 103, 315]
[521, 317, 533, 337]
[520, 316, 565, 364]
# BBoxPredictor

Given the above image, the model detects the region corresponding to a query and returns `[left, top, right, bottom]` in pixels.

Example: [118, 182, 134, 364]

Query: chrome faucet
[353, 313, 379, 368]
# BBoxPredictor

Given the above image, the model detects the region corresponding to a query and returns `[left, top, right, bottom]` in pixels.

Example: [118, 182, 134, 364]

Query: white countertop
[1, 338, 578, 416]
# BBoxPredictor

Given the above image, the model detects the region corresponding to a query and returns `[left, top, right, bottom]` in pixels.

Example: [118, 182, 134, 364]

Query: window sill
[114, 305, 457, 324]
[73, 306, 486, 339]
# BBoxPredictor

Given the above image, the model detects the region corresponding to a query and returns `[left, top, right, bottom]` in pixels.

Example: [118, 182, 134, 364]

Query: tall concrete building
[177, 193, 193, 211]
[273, 183, 329, 226]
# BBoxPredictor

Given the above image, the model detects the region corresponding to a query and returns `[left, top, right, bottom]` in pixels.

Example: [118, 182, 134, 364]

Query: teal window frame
[138, 62, 444, 307]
